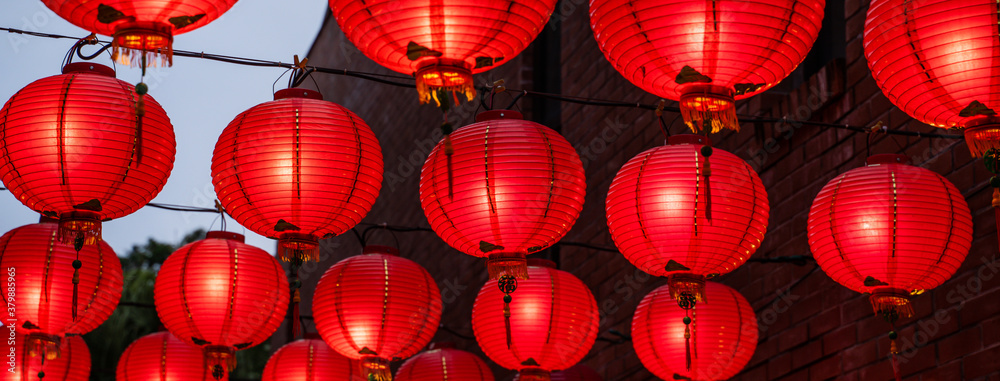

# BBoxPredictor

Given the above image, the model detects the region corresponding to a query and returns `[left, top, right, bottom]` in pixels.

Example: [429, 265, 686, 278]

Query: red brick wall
[297, 1, 1000, 379]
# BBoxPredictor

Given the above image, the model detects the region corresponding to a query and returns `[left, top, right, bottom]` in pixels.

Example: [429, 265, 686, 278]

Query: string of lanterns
[0, 0, 989, 380]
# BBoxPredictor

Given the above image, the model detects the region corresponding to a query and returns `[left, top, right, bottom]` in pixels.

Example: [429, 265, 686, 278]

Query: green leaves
[97, 4, 127, 24]
[73, 198, 102, 211]
[734, 83, 766, 96]
[864, 276, 889, 287]
[675, 65, 712, 84]
[274, 219, 301, 232]
[480, 240, 505, 253]
[664, 259, 691, 272]
[168, 14, 206, 30]
[959, 100, 996, 117]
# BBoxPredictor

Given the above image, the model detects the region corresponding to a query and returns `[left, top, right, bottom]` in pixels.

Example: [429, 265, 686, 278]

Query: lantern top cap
[362, 245, 400, 256]
[668, 134, 712, 146]
[527, 258, 557, 269]
[274, 88, 323, 101]
[428, 342, 456, 350]
[866, 154, 910, 166]
[206, 231, 245, 243]
[62, 62, 116, 78]
[476, 110, 524, 122]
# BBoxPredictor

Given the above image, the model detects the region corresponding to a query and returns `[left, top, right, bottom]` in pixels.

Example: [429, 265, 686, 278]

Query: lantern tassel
[701, 145, 713, 222]
[683, 314, 692, 371]
[498, 274, 517, 350]
[71, 252, 81, 320]
[292, 288, 301, 338]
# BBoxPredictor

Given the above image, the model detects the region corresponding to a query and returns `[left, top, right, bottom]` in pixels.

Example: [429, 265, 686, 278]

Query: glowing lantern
[420, 110, 586, 280]
[328, 0, 558, 104]
[808, 154, 972, 317]
[606, 135, 768, 305]
[313, 245, 442, 381]
[808, 154, 972, 380]
[3, 335, 90, 381]
[632, 282, 757, 380]
[590, 0, 825, 132]
[262, 338, 364, 381]
[864, 0, 1000, 157]
[0, 63, 174, 247]
[395, 343, 494, 381]
[154, 231, 289, 379]
[212, 88, 383, 263]
[116, 331, 215, 381]
[42, 0, 239, 66]
[472, 259, 599, 381]
[0, 220, 122, 358]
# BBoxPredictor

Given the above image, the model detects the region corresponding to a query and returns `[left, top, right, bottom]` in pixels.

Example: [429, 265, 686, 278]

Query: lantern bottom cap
[204, 345, 236, 380]
[870, 288, 914, 320]
[964, 123, 1000, 157]
[360, 355, 392, 381]
[57, 211, 102, 247]
[487, 252, 528, 280]
[679, 85, 738, 133]
[112, 21, 174, 67]
[25, 333, 61, 360]
[416, 62, 475, 107]
[667, 273, 707, 307]
[278, 233, 319, 262]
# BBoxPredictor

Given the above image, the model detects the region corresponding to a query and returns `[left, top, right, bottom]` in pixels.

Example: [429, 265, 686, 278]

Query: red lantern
[590, 0, 825, 132]
[313, 245, 442, 381]
[0, 63, 174, 246]
[116, 331, 214, 381]
[154, 231, 289, 379]
[420, 110, 586, 279]
[0, 220, 122, 358]
[395, 343, 494, 381]
[631, 282, 757, 381]
[606, 135, 768, 303]
[3, 335, 90, 381]
[212, 88, 383, 263]
[471, 259, 599, 380]
[262, 338, 364, 381]
[41, 0, 238, 66]
[328, 0, 557, 105]
[808, 154, 972, 317]
[864, 0, 1000, 156]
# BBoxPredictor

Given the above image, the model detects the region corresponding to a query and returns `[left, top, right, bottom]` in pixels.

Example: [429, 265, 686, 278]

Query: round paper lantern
[212, 88, 383, 263]
[864, 0, 1000, 156]
[420, 110, 586, 279]
[808, 154, 972, 318]
[606, 135, 768, 304]
[262, 338, 363, 381]
[42, 0, 238, 66]
[313, 245, 442, 381]
[631, 282, 757, 381]
[0, 220, 122, 358]
[472, 259, 598, 380]
[329, 0, 557, 104]
[154, 231, 288, 379]
[3, 335, 90, 381]
[395, 343, 494, 381]
[0, 63, 174, 247]
[116, 331, 214, 381]
[590, 0, 824, 132]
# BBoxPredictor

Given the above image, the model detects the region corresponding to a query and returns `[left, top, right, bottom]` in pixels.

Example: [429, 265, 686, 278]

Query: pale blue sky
[0, 0, 328, 254]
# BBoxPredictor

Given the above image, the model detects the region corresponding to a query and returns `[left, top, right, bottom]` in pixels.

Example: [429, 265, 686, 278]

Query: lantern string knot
[498, 274, 517, 350]
[204, 346, 236, 380]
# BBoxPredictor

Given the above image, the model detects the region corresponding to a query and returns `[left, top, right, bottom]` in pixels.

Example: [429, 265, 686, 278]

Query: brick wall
[296, 2, 1000, 380]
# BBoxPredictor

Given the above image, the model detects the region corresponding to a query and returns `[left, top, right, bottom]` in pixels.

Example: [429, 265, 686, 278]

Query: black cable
[146, 203, 219, 213]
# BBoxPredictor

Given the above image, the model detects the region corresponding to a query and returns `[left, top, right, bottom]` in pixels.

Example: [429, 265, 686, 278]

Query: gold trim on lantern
[679, 85, 738, 133]
[487, 252, 528, 280]
[112, 21, 174, 67]
[415, 61, 475, 106]
[962, 118, 1000, 157]
[278, 232, 320, 262]
[57, 210, 102, 246]
[667, 273, 708, 304]
[870, 288, 914, 319]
